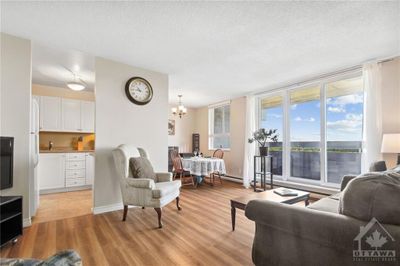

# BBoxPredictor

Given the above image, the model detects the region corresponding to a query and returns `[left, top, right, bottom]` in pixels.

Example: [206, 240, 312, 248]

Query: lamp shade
[381, 134, 400, 153]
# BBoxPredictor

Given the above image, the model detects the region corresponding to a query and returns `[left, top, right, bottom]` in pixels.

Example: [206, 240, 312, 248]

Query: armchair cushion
[129, 157, 156, 180]
[152, 180, 181, 199]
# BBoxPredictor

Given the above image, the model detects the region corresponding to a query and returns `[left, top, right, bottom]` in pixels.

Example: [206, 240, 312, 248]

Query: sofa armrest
[340, 175, 358, 191]
[125, 178, 155, 189]
[156, 172, 173, 182]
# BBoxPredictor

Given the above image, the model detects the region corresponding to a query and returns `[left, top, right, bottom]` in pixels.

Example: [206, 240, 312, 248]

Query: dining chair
[213, 149, 224, 159]
[170, 149, 179, 160]
[172, 156, 196, 187]
[209, 149, 224, 185]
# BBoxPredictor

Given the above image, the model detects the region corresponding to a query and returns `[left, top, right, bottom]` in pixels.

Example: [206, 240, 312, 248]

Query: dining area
[170, 149, 226, 188]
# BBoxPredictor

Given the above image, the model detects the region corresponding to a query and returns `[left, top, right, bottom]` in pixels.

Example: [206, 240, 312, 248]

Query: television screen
[0, 137, 14, 190]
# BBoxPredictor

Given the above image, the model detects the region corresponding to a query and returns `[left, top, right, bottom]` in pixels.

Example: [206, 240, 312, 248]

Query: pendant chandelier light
[171, 95, 187, 118]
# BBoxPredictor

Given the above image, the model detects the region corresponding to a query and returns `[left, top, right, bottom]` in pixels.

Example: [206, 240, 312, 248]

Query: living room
[1, 1, 399, 266]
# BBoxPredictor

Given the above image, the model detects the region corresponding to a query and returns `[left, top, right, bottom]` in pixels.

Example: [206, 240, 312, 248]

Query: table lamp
[381, 133, 400, 165]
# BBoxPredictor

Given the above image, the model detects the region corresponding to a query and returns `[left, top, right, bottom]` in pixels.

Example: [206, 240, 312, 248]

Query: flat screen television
[1, 137, 14, 190]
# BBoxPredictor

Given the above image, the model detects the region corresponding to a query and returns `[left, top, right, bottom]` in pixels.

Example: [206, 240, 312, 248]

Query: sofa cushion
[307, 196, 339, 214]
[152, 180, 181, 199]
[129, 157, 156, 180]
[339, 171, 400, 225]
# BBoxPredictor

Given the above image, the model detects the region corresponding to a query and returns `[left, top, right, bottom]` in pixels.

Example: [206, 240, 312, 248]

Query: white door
[38, 153, 65, 190]
[62, 99, 81, 131]
[40, 96, 62, 131]
[85, 153, 95, 185]
[81, 101, 95, 133]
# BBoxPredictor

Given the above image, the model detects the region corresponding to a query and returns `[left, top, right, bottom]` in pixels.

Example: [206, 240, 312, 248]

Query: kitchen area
[30, 43, 96, 223]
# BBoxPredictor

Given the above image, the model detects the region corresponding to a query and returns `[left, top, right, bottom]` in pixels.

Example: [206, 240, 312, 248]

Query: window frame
[256, 70, 363, 189]
[208, 102, 231, 151]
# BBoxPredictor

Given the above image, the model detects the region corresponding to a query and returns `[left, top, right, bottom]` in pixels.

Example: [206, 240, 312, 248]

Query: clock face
[125, 77, 153, 105]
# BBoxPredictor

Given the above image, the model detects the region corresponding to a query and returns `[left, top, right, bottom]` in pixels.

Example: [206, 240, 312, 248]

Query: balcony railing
[267, 141, 362, 184]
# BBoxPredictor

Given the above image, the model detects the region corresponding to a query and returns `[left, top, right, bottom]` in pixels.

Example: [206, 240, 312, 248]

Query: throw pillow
[129, 157, 156, 180]
[339, 171, 400, 225]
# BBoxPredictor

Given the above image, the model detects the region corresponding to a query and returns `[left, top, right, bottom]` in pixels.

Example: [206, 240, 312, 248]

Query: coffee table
[230, 188, 310, 231]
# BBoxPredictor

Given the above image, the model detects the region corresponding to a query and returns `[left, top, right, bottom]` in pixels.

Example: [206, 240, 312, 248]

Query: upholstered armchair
[112, 144, 182, 228]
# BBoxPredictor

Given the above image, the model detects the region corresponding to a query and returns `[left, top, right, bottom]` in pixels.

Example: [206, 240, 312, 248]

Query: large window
[258, 73, 363, 187]
[209, 104, 230, 149]
[290, 86, 321, 181]
[260, 95, 283, 175]
[326, 77, 364, 183]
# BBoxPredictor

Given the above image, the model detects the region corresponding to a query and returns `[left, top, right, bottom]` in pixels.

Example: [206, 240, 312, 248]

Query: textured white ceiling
[32, 43, 95, 90]
[1, 1, 399, 107]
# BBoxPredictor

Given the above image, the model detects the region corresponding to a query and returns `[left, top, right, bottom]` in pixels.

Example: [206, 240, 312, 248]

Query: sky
[261, 92, 364, 142]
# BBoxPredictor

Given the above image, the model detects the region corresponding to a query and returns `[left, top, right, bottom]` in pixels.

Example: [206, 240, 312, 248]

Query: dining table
[181, 156, 226, 184]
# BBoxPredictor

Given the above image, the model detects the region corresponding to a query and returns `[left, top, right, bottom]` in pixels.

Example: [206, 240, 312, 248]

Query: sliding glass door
[258, 72, 363, 188]
[325, 76, 364, 184]
[260, 95, 283, 176]
[289, 86, 321, 182]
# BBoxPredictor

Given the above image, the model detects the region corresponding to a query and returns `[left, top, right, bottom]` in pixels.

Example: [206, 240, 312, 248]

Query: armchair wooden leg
[176, 196, 182, 211]
[154, 208, 163, 228]
[142, 206, 145, 209]
[122, 205, 128, 221]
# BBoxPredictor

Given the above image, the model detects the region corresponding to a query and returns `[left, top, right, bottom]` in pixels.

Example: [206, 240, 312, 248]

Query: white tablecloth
[182, 157, 226, 176]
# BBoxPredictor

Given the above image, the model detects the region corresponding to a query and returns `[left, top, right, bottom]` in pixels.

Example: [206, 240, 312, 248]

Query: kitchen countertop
[40, 149, 95, 153]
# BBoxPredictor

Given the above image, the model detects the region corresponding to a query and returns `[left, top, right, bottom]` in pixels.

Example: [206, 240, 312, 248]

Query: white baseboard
[93, 202, 123, 215]
[23, 217, 32, 227]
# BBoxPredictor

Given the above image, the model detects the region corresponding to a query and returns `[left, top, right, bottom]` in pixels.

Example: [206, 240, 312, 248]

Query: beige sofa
[245, 172, 400, 266]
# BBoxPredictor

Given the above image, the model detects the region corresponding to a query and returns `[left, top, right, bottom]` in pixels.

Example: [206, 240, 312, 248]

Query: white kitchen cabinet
[35, 95, 95, 133]
[38, 153, 65, 190]
[40, 96, 62, 131]
[62, 99, 81, 131]
[39, 152, 94, 193]
[85, 153, 95, 185]
[81, 101, 95, 132]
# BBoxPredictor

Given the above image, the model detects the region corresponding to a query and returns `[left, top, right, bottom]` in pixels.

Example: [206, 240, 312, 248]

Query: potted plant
[248, 128, 279, 156]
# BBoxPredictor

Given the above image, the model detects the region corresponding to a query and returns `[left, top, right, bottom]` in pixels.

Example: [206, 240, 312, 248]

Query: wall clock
[125, 77, 153, 105]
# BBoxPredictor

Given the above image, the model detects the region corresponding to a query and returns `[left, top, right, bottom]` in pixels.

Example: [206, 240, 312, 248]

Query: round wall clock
[125, 77, 153, 105]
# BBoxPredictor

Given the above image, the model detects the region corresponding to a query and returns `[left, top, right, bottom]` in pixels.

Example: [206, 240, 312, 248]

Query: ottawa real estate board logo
[353, 217, 396, 262]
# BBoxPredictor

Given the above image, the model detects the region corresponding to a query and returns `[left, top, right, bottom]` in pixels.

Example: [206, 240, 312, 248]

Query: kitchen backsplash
[39, 132, 95, 151]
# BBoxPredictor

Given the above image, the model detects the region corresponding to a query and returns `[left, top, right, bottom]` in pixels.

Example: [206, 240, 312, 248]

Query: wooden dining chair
[170, 149, 179, 160]
[172, 156, 196, 188]
[207, 149, 224, 186]
[213, 149, 224, 159]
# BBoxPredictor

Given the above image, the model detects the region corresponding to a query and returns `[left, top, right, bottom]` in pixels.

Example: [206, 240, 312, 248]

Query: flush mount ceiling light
[171, 95, 187, 118]
[67, 73, 86, 91]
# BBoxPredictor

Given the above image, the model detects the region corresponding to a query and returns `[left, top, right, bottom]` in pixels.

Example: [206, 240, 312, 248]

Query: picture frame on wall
[168, 119, 175, 135]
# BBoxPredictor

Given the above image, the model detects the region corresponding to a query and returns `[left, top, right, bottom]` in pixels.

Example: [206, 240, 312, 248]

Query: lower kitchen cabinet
[38, 152, 94, 193]
[38, 153, 65, 190]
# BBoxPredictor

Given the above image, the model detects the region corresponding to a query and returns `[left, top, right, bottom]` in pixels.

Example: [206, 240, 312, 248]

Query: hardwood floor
[0, 182, 312, 265]
[32, 189, 92, 224]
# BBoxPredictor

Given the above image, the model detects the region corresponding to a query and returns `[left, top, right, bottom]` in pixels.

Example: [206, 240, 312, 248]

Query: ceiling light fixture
[171, 95, 187, 118]
[67, 73, 86, 91]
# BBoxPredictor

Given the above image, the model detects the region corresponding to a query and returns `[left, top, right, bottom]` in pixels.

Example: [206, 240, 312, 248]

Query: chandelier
[171, 95, 187, 118]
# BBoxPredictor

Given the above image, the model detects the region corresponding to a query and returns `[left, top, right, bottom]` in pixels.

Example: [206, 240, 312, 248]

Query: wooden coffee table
[230, 188, 310, 231]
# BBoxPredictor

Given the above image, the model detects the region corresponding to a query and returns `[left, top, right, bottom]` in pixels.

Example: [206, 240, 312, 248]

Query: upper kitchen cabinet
[37, 95, 95, 133]
[40, 96, 62, 131]
[62, 99, 81, 131]
[81, 101, 95, 133]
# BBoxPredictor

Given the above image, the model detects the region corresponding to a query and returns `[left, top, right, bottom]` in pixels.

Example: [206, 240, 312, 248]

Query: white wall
[381, 57, 400, 168]
[0, 33, 32, 221]
[168, 105, 196, 152]
[94, 57, 168, 210]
